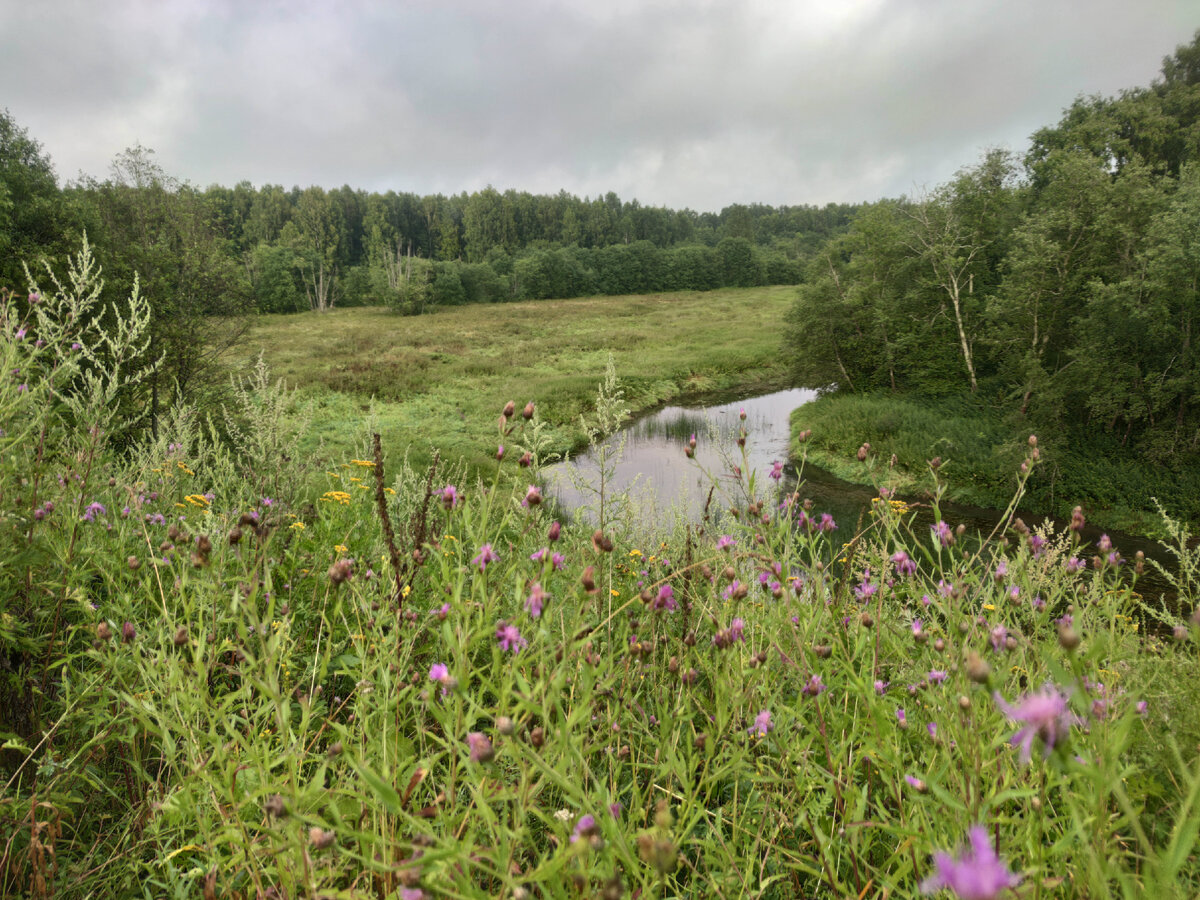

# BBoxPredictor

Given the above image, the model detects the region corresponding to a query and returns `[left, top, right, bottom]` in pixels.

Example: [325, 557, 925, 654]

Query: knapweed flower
[729, 617, 745, 642]
[571, 814, 598, 844]
[874, 680, 889, 695]
[1028, 534, 1046, 558]
[993, 684, 1077, 763]
[932, 520, 953, 547]
[717, 534, 736, 551]
[525, 583, 547, 618]
[441, 485, 459, 509]
[802, 674, 827, 697]
[551, 552, 565, 571]
[529, 547, 548, 563]
[920, 825, 1021, 899]
[81, 501, 107, 522]
[769, 460, 784, 481]
[1065, 556, 1085, 574]
[651, 583, 677, 612]
[989, 625, 1008, 653]
[467, 732, 493, 763]
[496, 622, 528, 653]
[748, 709, 773, 737]
[927, 670, 948, 685]
[855, 578, 878, 600]
[523, 485, 542, 507]
[892, 550, 917, 577]
[429, 663, 451, 683]
[993, 559, 1008, 581]
[473, 543, 500, 572]
[896, 708, 907, 728]
[817, 512, 837, 532]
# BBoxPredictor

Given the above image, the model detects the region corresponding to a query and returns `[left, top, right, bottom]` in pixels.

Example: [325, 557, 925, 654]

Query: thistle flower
[932, 520, 953, 546]
[892, 550, 917, 576]
[993, 684, 1077, 763]
[467, 732, 494, 763]
[716, 534, 736, 551]
[496, 622, 527, 653]
[525, 583, 547, 618]
[570, 814, 598, 844]
[429, 663, 450, 683]
[769, 460, 784, 481]
[548, 520, 561, 542]
[523, 485, 542, 507]
[441, 485, 459, 509]
[651, 583, 677, 612]
[473, 543, 499, 572]
[802, 674, 827, 697]
[817, 512, 837, 532]
[748, 709, 773, 737]
[920, 825, 1021, 899]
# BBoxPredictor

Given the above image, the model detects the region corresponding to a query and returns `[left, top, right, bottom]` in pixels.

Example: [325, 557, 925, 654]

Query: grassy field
[233, 286, 796, 471]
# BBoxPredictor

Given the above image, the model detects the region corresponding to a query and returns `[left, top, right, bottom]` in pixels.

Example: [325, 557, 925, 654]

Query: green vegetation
[789, 393, 1200, 536]
[4, 256, 1200, 897]
[237, 285, 796, 471]
[784, 33, 1200, 533]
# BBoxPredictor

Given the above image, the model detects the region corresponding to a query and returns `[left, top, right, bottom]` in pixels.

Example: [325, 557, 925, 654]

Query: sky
[2, 0, 1197, 212]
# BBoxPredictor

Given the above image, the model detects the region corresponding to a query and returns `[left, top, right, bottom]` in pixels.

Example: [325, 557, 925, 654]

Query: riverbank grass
[790, 392, 1200, 537]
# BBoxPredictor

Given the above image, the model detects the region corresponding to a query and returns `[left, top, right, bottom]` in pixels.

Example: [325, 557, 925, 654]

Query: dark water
[545, 387, 1181, 603]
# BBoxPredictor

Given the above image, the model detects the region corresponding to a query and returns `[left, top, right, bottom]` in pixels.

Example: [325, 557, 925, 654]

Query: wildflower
[530, 547, 548, 563]
[932, 520, 953, 546]
[429, 663, 450, 683]
[523, 485, 542, 507]
[552, 552, 565, 571]
[937, 579, 953, 597]
[817, 512, 837, 532]
[912, 618, 927, 643]
[989, 625, 1008, 653]
[496, 622, 527, 653]
[905, 775, 929, 794]
[920, 825, 1021, 899]
[993, 684, 1077, 763]
[855, 578, 878, 600]
[892, 550, 917, 576]
[1065, 556, 1084, 574]
[121, 621, 137, 643]
[473, 543, 499, 572]
[525, 583, 547, 618]
[802, 674, 827, 697]
[722, 580, 746, 601]
[441, 485, 459, 509]
[874, 680, 889, 694]
[496, 444, 505, 461]
[81, 501, 107, 522]
[716, 534, 736, 551]
[571, 814, 598, 844]
[1097, 534, 1112, 553]
[467, 732, 494, 763]
[651, 583, 677, 612]
[769, 460, 784, 481]
[729, 617, 745, 642]
[1028, 534, 1046, 558]
[993, 559, 1008, 581]
[927, 670, 948, 685]
[261, 497, 273, 507]
[748, 710, 773, 737]
[896, 708, 907, 728]
[927, 722, 938, 739]
[548, 520, 561, 542]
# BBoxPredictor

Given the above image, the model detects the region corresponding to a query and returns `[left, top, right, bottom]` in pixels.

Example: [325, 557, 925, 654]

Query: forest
[784, 34, 1200, 527]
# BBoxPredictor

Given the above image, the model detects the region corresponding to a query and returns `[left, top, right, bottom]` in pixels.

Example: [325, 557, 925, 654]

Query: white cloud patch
[1, 0, 1196, 208]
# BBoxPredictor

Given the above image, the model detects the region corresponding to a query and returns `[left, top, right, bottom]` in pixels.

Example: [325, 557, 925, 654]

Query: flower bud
[522, 401, 534, 420]
[857, 443, 870, 462]
[309, 827, 335, 850]
[502, 400, 515, 419]
[121, 621, 136, 643]
[497, 716, 515, 736]
[548, 520, 561, 542]
[328, 558, 353, 585]
[97, 621, 112, 642]
[965, 651, 990, 684]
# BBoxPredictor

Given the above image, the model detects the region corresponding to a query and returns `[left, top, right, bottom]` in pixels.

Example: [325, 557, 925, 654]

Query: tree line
[784, 31, 1200, 469]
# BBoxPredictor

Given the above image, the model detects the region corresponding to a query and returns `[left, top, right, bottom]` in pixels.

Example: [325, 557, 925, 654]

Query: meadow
[3, 250, 1200, 898]
[234, 286, 797, 472]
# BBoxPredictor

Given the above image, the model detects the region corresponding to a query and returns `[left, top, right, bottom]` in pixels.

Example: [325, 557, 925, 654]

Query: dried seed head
[264, 794, 287, 819]
[813, 644, 831, 659]
[502, 400, 516, 419]
[227, 526, 242, 546]
[328, 558, 353, 585]
[529, 726, 545, 748]
[958, 694, 971, 710]
[496, 716, 515, 736]
[327, 741, 343, 757]
[857, 443, 870, 462]
[522, 401, 535, 420]
[581, 566, 597, 593]
[121, 621, 136, 643]
[309, 827, 335, 850]
[1058, 624, 1080, 651]
[127, 555, 140, 570]
[97, 621, 112, 642]
[195, 534, 212, 556]
[965, 651, 991, 684]
[173, 626, 189, 647]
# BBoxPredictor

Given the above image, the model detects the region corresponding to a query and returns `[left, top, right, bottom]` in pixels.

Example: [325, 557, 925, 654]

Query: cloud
[1, 0, 1196, 209]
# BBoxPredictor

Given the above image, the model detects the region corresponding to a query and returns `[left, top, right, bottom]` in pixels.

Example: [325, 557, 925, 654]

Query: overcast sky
[2, 1, 1197, 212]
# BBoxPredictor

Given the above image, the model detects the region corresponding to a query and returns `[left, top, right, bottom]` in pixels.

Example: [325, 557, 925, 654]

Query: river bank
[788, 391, 1200, 541]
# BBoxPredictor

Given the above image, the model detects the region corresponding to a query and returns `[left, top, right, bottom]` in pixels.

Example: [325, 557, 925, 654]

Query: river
[544, 387, 1180, 603]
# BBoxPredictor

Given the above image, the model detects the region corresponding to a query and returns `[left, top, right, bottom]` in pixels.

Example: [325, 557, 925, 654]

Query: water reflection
[544, 388, 817, 524]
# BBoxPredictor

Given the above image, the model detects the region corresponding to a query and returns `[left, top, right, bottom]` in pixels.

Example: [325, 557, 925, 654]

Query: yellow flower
[351, 459, 376, 468]
[321, 490, 352, 505]
[983, 603, 995, 611]
[402, 584, 411, 598]
[290, 521, 306, 530]
[611, 589, 620, 597]
[334, 544, 348, 553]
[629, 549, 643, 558]
[384, 487, 395, 495]
[184, 494, 210, 507]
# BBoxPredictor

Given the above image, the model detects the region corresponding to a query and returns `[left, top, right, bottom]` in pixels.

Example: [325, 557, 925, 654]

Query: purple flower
[729, 618, 745, 642]
[467, 732, 493, 763]
[896, 707, 907, 727]
[921, 825, 1021, 899]
[717, 534, 736, 551]
[874, 680, 889, 695]
[769, 460, 784, 481]
[1029, 534, 1046, 558]
[525, 583, 547, 618]
[993, 559, 1007, 581]
[993, 685, 1077, 763]
[1065, 556, 1085, 574]
[523, 484, 542, 507]
[932, 520, 953, 547]
[441, 485, 459, 509]
[854, 578, 878, 600]
[81, 501, 107, 522]
[748, 709, 773, 737]
[927, 722, 938, 739]
[529, 547, 548, 563]
[473, 543, 500, 572]
[817, 512, 837, 532]
[496, 622, 527, 653]
[802, 674, 827, 697]
[551, 552, 565, 571]
[570, 814, 598, 844]
[429, 663, 450, 683]
[260, 497, 273, 507]
[990, 625, 1008, 653]
[651, 583, 677, 612]
[892, 550, 917, 577]
[927, 670, 948, 685]
[937, 579, 953, 597]
[1097, 534, 1112, 553]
